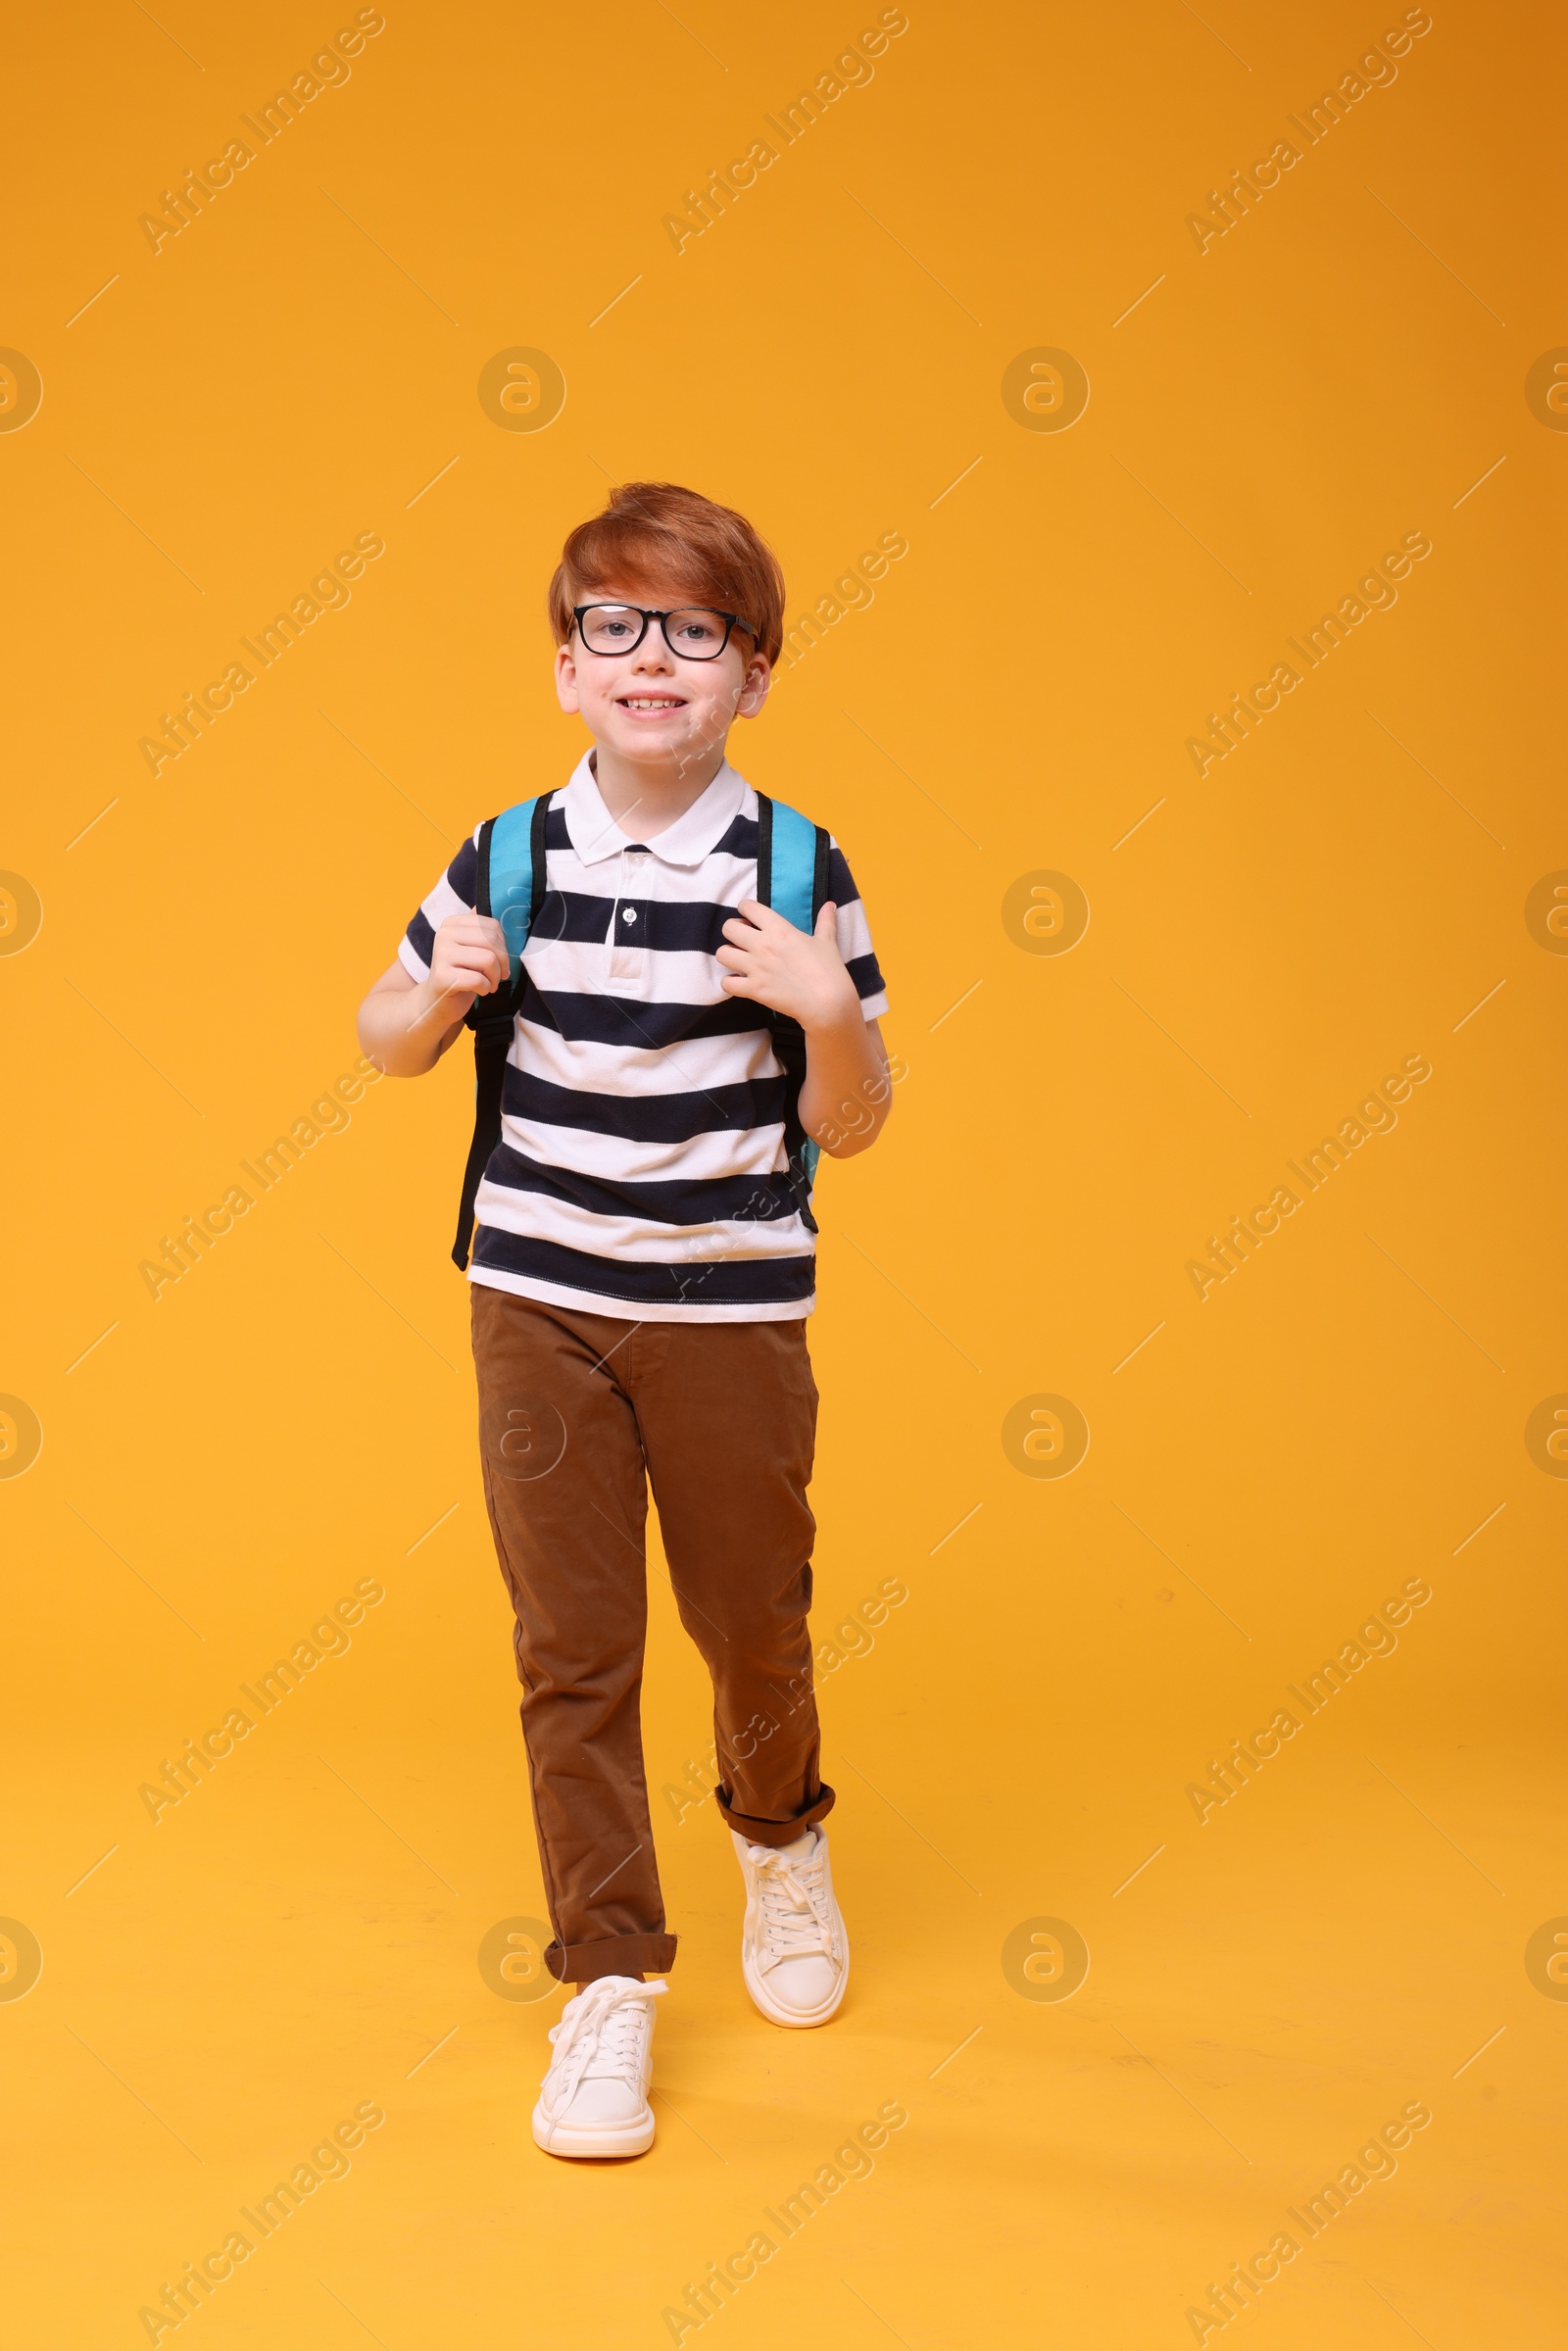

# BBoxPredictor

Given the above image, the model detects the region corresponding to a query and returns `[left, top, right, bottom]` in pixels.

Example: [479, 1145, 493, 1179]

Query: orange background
[3, 1, 1564, 2343]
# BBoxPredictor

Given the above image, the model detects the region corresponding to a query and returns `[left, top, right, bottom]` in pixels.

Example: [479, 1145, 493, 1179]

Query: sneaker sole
[740, 1945, 849, 2029]
[530, 2100, 656, 2158]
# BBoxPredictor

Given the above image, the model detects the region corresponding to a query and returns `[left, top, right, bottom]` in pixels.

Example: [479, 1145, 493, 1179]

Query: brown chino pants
[470, 1285, 834, 1984]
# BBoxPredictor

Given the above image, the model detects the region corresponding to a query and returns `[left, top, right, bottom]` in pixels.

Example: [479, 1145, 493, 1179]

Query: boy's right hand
[356, 913, 512, 1078]
[429, 912, 510, 1010]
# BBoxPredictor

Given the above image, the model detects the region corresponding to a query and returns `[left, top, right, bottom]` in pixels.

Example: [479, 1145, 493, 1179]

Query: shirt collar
[561, 754, 747, 867]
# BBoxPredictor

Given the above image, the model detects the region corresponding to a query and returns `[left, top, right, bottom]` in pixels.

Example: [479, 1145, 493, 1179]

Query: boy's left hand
[717, 899, 862, 1034]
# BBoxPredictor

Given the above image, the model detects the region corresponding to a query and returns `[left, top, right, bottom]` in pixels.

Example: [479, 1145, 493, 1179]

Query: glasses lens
[662, 609, 732, 659]
[580, 606, 646, 653]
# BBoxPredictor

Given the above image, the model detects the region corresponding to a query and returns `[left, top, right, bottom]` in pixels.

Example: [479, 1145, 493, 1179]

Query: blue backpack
[451, 790, 831, 1268]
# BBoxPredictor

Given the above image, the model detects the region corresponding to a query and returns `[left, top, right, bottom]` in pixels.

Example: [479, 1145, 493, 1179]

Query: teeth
[622, 697, 682, 709]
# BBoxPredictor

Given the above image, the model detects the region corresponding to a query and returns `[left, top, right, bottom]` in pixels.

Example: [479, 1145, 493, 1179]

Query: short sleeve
[825, 839, 888, 1020]
[397, 827, 482, 981]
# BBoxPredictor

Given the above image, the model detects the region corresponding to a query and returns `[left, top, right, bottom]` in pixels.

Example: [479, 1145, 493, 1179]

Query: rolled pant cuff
[546, 1932, 678, 1984]
[714, 1781, 836, 1846]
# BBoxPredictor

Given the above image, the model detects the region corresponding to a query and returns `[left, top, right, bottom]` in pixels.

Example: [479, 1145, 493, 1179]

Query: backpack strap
[755, 791, 832, 1233]
[451, 795, 550, 1271]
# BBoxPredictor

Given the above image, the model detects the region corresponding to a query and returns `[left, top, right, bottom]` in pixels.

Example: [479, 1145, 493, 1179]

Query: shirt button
[622, 908, 637, 924]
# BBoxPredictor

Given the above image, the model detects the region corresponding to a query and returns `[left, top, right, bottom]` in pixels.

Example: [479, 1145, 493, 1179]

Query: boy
[358, 482, 892, 2159]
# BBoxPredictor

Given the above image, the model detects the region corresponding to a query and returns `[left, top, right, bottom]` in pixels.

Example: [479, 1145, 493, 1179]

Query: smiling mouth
[617, 696, 687, 711]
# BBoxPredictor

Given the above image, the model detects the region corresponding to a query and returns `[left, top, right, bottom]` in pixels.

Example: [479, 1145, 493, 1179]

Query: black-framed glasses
[572, 604, 750, 661]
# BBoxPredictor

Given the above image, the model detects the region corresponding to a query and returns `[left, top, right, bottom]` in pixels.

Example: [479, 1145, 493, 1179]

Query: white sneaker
[531, 1974, 666, 2158]
[732, 1824, 849, 2027]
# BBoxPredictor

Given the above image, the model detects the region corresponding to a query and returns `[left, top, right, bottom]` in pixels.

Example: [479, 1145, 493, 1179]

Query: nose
[631, 623, 676, 674]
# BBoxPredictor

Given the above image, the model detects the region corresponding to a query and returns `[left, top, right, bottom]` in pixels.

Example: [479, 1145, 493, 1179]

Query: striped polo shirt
[399, 754, 888, 1321]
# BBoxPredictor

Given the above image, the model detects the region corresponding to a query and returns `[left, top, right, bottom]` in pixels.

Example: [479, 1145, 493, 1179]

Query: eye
[581, 606, 643, 651]
[669, 610, 724, 648]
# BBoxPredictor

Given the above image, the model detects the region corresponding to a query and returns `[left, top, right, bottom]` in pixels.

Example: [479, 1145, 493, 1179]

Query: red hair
[547, 481, 786, 667]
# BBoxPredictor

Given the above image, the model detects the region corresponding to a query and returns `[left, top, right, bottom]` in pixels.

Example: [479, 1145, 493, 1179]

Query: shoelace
[753, 1844, 837, 1971]
[540, 1978, 665, 2124]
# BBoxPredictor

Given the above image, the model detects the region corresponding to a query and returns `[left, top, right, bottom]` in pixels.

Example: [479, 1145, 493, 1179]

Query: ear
[555, 642, 581, 714]
[735, 652, 772, 718]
